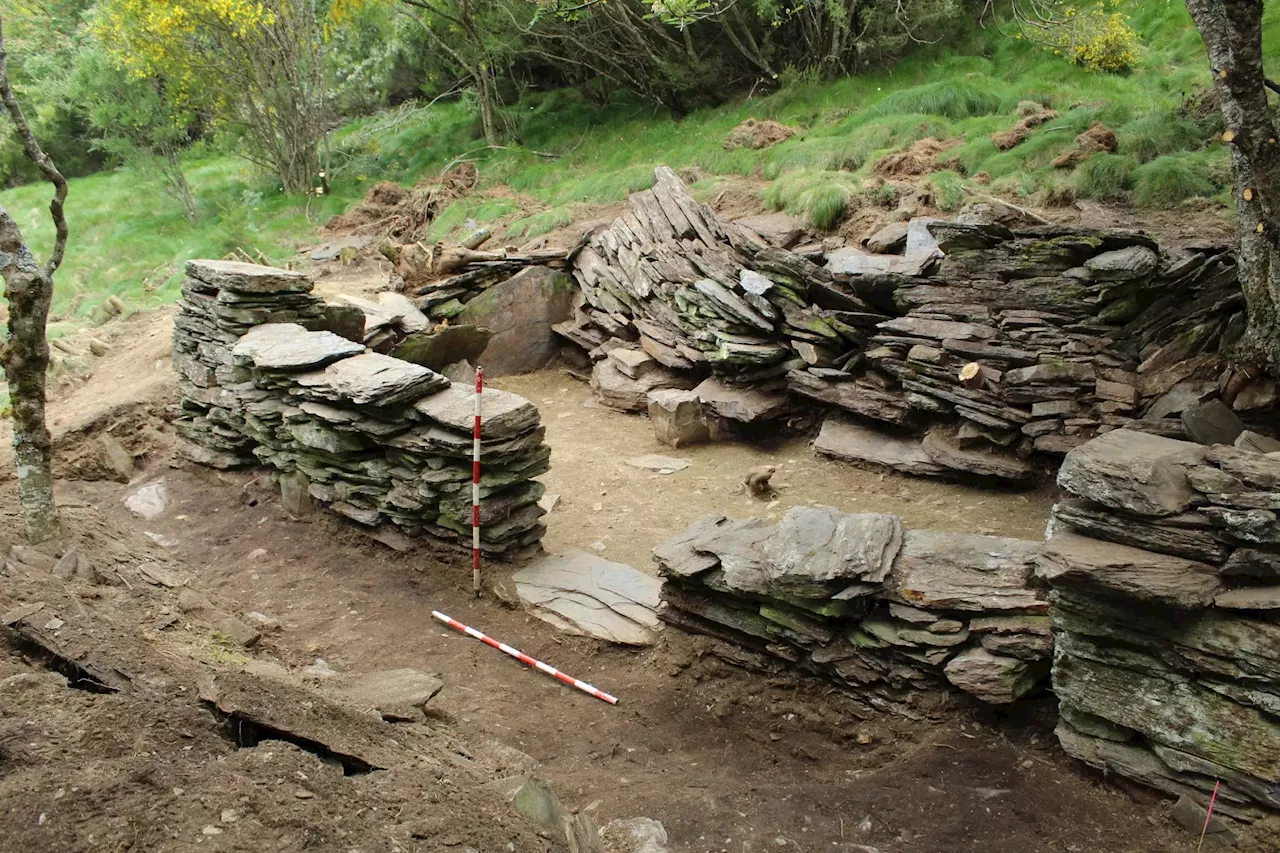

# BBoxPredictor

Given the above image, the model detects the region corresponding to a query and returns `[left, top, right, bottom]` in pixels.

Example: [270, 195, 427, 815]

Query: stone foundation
[173, 260, 549, 556]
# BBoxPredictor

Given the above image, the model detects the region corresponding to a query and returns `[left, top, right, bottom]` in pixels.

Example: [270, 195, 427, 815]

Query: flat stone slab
[514, 551, 663, 646]
[626, 455, 689, 474]
[414, 382, 540, 439]
[944, 646, 1039, 704]
[693, 376, 790, 423]
[814, 415, 947, 477]
[652, 514, 730, 579]
[1038, 531, 1221, 608]
[758, 506, 902, 596]
[923, 425, 1034, 481]
[186, 259, 312, 293]
[1058, 429, 1206, 517]
[888, 529, 1046, 612]
[734, 212, 805, 248]
[331, 668, 443, 722]
[232, 323, 364, 370]
[1214, 586, 1280, 610]
[391, 324, 493, 371]
[125, 480, 169, 521]
[295, 352, 450, 406]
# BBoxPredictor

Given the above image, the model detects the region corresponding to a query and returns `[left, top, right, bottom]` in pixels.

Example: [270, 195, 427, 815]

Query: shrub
[1069, 9, 1140, 73]
[1074, 154, 1134, 200]
[1132, 156, 1216, 208]
[1031, 6, 1140, 74]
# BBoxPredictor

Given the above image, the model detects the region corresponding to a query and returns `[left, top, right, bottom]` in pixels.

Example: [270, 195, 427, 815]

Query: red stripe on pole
[432, 611, 619, 704]
[472, 368, 483, 596]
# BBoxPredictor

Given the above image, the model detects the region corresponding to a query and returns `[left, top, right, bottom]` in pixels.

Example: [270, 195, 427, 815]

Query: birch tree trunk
[0, 15, 66, 543]
[1187, 0, 1280, 366]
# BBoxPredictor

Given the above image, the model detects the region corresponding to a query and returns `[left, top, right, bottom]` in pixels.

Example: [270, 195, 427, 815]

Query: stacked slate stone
[173, 260, 326, 468]
[1038, 428, 1280, 819]
[413, 249, 570, 320]
[560, 169, 1275, 481]
[565, 166, 889, 390]
[654, 506, 1051, 714]
[807, 226, 1254, 481]
[227, 323, 548, 554]
[173, 261, 549, 557]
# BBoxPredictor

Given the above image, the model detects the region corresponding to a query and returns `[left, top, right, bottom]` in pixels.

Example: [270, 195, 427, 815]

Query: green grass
[1133, 154, 1217, 208]
[2, 0, 1272, 338]
[1074, 153, 1135, 200]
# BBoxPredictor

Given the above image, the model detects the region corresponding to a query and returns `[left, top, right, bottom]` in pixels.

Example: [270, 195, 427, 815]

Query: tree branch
[0, 15, 67, 274]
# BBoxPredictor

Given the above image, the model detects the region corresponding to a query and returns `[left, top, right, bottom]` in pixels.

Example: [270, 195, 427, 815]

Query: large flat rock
[693, 376, 790, 423]
[591, 359, 694, 412]
[232, 323, 364, 370]
[1037, 530, 1221, 608]
[923, 425, 1034, 481]
[733, 212, 805, 248]
[294, 352, 450, 406]
[689, 508, 903, 599]
[514, 551, 663, 646]
[456, 266, 575, 376]
[652, 514, 730, 578]
[186, 259, 312, 293]
[414, 382, 540, 439]
[1058, 429, 1206, 517]
[758, 506, 902, 595]
[814, 415, 946, 477]
[390, 324, 492, 370]
[887, 529, 1046, 612]
[331, 669, 443, 722]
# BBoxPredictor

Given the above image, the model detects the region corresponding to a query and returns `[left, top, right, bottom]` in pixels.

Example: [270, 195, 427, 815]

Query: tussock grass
[864, 80, 1005, 121]
[763, 171, 860, 229]
[1117, 112, 1208, 163]
[929, 170, 968, 211]
[1133, 155, 1217, 207]
[1074, 154, 1135, 200]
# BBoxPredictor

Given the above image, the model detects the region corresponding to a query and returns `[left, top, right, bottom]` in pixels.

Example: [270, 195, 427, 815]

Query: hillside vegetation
[1, 1, 1272, 338]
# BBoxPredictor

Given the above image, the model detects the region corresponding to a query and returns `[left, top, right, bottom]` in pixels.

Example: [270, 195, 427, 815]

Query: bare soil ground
[3, 314, 1273, 849]
[0, 186, 1262, 850]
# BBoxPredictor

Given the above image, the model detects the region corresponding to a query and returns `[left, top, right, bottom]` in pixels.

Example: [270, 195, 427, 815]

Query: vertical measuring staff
[472, 367, 483, 596]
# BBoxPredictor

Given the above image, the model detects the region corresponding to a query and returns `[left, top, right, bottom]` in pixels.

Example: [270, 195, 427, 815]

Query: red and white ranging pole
[432, 610, 619, 705]
[472, 367, 483, 597]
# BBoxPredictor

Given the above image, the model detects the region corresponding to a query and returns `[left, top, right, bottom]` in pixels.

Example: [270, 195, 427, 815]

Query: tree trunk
[0, 13, 65, 543]
[1187, 0, 1280, 366]
[0, 231, 58, 542]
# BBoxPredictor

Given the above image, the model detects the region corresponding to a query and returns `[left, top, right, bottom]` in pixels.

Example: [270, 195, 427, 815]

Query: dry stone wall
[173, 260, 548, 556]
[1039, 428, 1280, 820]
[653, 506, 1052, 715]
[559, 167, 1276, 481]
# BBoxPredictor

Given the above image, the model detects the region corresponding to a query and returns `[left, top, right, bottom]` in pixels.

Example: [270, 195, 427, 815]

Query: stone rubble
[1039, 428, 1280, 820]
[172, 260, 548, 556]
[555, 168, 1278, 482]
[654, 505, 1050, 714]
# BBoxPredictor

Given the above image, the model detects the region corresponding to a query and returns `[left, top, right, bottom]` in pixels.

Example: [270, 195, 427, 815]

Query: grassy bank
[1, 0, 1271, 336]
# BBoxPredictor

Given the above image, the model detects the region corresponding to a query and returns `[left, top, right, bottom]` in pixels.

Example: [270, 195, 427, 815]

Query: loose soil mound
[1053, 121, 1118, 168]
[991, 104, 1059, 151]
[872, 137, 961, 178]
[723, 119, 796, 150]
[326, 162, 480, 241]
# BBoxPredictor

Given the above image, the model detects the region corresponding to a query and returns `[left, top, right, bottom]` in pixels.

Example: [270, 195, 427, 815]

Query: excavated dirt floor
[5, 311, 1279, 851]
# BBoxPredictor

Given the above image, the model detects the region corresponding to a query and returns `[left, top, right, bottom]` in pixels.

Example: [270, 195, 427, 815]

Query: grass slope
[2, 0, 1274, 337]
